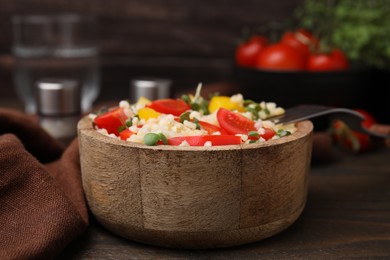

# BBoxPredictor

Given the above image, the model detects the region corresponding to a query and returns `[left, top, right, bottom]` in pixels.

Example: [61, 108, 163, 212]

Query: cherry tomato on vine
[308, 49, 349, 71]
[255, 43, 307, 71]
[235, 35, 269, 67]
[281, 28, 319, 58]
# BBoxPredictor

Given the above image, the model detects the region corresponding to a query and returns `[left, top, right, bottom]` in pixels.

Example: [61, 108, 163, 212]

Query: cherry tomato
[217, 108, 256, 135]
[307, 49, 349, 71]
[334, 120, 370, 152]
[248, 128, 276, 141]
[331, 119, 372, 153]
[198, 120, 228, 135]
[119, 128, 135, 140]
[94, 107, 127, 136]
[147, 99, 191, 116]
[261, 128, 276, 141]
[168, 135, 242, 146]
[235, 35, 268, 67]
[255, 43, 307, 71]
[281, 28, 319, 58]
[354, 109, 377, 128]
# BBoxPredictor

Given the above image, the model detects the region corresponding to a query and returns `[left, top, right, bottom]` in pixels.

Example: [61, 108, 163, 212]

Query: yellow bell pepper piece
[138, 107, 161, 120]
[208, 96, 245, 113]
[135, 96, 152, 107]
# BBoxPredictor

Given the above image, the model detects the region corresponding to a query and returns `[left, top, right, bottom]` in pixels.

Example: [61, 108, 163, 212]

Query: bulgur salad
[90, 84, 296, 146]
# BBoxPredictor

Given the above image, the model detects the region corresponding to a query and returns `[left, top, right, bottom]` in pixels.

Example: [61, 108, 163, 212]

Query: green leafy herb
[264, 107, 271, 116]
[181, 94, 191, 104]
[277, 129, 291, 137]
[248, 131, 260, 138]
[193, 118, 201, 130]
[295, 0, 390, 68]
[179, 112, 191, 123]
[245, 103, 261, 120]
[117, 125, 126, 133]
[125, 120, 132, 127]
[191, 102, 200, 111]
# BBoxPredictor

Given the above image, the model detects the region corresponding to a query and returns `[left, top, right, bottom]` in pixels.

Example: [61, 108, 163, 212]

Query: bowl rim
[78, 116, 313, 152]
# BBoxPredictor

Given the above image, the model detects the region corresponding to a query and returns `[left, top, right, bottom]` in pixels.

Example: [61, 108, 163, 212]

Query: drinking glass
[12, 13, 100, 113]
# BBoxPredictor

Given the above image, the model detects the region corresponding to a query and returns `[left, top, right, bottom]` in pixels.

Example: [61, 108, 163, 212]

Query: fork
[270, 105, 390, 139]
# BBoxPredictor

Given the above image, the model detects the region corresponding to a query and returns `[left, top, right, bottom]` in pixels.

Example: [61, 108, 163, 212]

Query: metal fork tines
[271, 105, 390, 139]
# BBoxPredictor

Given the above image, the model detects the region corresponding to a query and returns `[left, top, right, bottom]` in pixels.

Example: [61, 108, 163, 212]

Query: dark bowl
[234, 66, 389, 125]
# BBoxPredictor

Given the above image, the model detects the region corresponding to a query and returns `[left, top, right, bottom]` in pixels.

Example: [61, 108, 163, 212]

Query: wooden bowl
[78, 116, 313, 249]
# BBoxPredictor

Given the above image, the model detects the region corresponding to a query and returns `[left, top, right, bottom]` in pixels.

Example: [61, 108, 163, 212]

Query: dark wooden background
[0, 0, 388, 124]
[0, 0, 302, 103]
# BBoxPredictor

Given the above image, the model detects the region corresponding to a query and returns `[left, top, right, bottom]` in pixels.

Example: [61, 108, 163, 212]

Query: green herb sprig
[295, 0, 390, 68]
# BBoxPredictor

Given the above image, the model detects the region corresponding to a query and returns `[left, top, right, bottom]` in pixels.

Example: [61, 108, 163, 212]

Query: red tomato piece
[168, 135, 242, 146]
[281, 28, 319, 58]
[354, 109, 377, 128]
[147, 99, 191, 116]
[198, 120, 228, 135]
[94, 107, 127, 136]
[255, 43, 307, 71]
[119, 128, 135, 140]
[217, 108, 256, 135]
[307, 49, 349, 71]
[261, 128, 276, 141]
[235, 35, 269, 67]
[248, 128, 276, 141]
[331, 119, 372, 152]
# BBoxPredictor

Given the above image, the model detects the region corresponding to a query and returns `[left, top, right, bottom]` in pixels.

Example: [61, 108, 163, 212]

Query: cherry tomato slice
[217, 108, 256, 135]
[173, 117, 229, 135]
[147, 99, 191, 116]
[198, 120, 228, 135]
[168, 135, 242, 146]
[261, 128, 276, 141]
[94, 107, 127, 136]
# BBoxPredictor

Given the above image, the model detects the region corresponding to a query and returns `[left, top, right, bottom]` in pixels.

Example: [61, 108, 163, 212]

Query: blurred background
[0, 0, 388, 123]
[0, 0, 306, 106]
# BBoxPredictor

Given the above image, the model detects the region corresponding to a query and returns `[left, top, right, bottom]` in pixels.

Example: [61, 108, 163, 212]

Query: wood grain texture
[78, 116, 313, 248]
[59, 148, 390, 259]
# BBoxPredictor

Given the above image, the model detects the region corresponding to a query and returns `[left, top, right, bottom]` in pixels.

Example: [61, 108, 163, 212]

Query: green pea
[144, 133, 161, 146]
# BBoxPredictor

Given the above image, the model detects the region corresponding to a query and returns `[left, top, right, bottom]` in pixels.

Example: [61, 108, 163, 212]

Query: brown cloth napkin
[0, 108, 88, 260]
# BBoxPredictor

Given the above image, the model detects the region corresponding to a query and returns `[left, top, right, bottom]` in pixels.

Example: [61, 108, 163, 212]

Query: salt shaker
[36, 78, 81, 146]
[130, 77, 172, 102]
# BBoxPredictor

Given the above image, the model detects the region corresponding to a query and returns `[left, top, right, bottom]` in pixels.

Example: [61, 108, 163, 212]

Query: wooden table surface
[59, 148, 390, 259]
